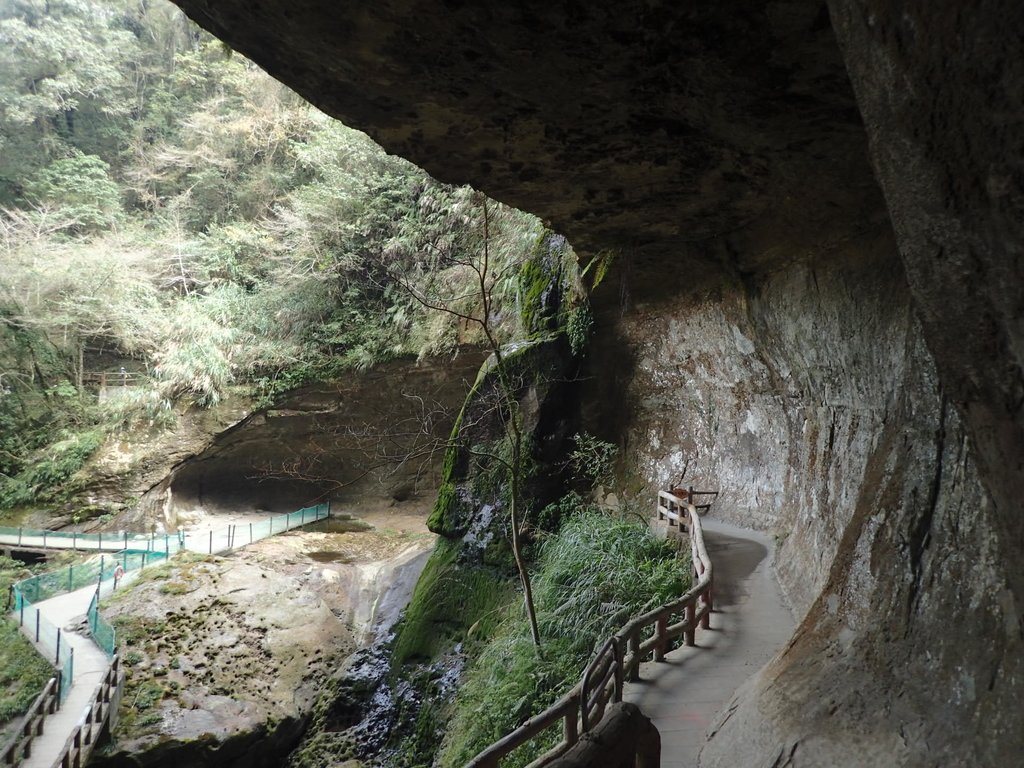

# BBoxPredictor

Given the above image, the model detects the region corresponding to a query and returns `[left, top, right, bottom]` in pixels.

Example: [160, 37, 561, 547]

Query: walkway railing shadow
[466, 491, 714, 768]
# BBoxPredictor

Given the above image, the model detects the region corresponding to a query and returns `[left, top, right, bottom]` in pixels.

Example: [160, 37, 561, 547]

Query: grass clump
[438, 510, 688, 767]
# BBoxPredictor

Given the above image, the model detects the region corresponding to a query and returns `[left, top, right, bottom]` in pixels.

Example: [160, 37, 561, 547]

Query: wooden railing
[81, 371, 147, 388]
[1, 676, 59, 767]
[466, 492, 714, 768]
[55, 655, 123, 768]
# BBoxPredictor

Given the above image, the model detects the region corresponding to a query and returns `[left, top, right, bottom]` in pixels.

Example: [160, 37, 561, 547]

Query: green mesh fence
[9, 501, 330, 675]
[13, 549, 171, 605]
[59, 652, 74, 702]
[87, 592, 116, 657]
[12, 590, 76, 703]
[0, 503, 329, 557]
[0, 524, 182, 554]
[190, 503, 330, 554]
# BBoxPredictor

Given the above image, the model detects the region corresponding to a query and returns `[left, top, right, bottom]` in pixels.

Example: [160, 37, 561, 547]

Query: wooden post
[627, 631, 641, 682]
[685, 601, 696, 647]
[563, 694, 579, 746]
[208, 530, 213, 554]
[654, 615, 667, 661]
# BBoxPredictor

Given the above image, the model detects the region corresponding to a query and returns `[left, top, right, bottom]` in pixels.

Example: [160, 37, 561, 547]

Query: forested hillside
[0, 0, 557, 512]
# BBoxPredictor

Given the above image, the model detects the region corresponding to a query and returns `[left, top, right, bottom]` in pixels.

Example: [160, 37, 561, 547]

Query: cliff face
[164, 0, 1024, 764]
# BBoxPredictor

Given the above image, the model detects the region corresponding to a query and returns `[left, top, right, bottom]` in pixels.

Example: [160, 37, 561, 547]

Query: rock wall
[159, 0, 1024, 763]
[614, 225, 914, 616]
[137, 353, 483, 526]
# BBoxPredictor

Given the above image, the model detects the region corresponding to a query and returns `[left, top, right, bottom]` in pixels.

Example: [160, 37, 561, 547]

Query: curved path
[9, 508, 327, 768]
[19, 584, 112, 768]
[623, 519, 795, 767]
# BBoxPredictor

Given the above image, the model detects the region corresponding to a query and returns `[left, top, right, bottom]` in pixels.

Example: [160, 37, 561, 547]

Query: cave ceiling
[168, 0, 875, 298]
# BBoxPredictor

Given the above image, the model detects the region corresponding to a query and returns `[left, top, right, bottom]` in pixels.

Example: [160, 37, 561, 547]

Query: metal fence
[5, 501, 330, 699]
[11, 549, 171, 699]
[189, 503, 330, 554]
[0, 502, 330, 556]
[13, 589, 75, 704]
[0, 524, 183, 554]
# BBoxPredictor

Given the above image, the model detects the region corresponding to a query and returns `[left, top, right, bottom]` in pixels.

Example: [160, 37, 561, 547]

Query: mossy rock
[392, 539, 516, 665]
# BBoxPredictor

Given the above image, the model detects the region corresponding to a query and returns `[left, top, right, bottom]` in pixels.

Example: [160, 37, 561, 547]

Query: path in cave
[623, 519, 795, 767]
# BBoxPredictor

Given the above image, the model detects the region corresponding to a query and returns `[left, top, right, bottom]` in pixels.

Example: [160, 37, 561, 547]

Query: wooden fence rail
[0, 677, 59, 767]
[466, 492, 714, 768]
[81, 372, 147, 388]
[56, 655, 123, 768]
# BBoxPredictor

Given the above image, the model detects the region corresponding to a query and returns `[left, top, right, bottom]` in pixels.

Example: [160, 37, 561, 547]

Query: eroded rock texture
[168, 0, 1023, 764]
[139, 353, 483, 523]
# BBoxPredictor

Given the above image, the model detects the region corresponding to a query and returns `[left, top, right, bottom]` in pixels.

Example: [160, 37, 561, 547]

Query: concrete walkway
[18, 584, 111, 768]
[623, 519, 795, 768]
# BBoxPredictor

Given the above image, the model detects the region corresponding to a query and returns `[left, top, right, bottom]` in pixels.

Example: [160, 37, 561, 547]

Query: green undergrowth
[438, 510, 689, 767]
[0, 557, 55, 731]
[392, 538, 517, 666]
[0, 428, 106, 509]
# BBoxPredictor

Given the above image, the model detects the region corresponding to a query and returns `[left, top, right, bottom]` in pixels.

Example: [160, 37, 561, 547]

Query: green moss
[426, 481, 458, 535]
[392, 539, 516, 665]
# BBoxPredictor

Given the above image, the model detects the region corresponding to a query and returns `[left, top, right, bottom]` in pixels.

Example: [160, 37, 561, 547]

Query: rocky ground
[92, 503, 434, 768]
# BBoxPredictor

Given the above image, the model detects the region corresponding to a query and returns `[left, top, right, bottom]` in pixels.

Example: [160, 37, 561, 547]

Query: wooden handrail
[55, 655, 123, 768]
[0, 676, 59, 767]
[81, 371, 147, 387]
[466, 492, 714, 767]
